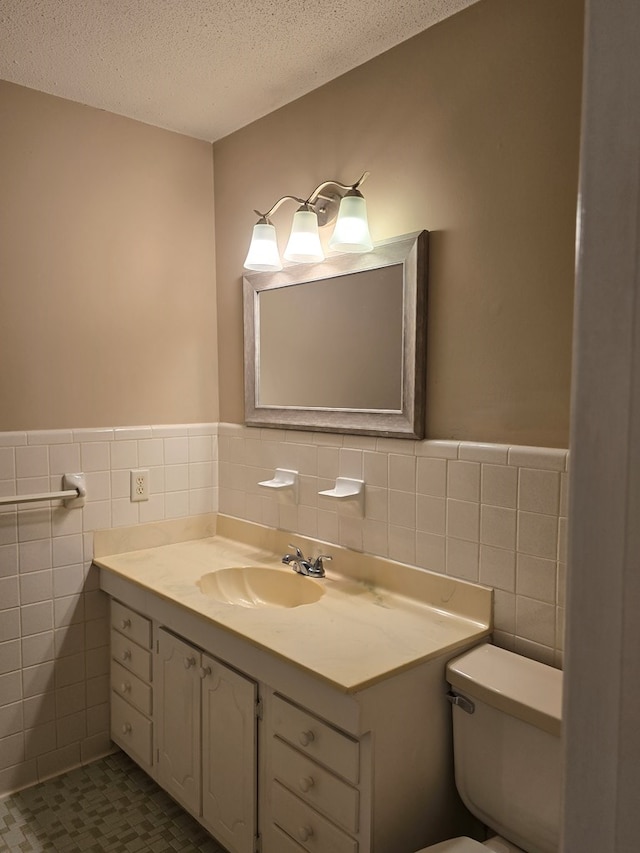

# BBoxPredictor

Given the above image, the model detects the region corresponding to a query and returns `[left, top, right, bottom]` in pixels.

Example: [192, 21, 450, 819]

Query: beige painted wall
[0, 81, 218, 431]
[213, 0, 583, 447]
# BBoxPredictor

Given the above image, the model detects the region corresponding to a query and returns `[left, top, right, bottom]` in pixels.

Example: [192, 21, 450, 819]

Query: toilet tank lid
[447, 643, 562, 736]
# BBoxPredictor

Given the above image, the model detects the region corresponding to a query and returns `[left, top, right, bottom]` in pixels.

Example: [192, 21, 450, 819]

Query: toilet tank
[447, 644, 562, 853]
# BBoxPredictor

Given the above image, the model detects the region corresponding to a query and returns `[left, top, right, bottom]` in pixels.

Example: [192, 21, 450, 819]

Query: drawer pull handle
[121, 649, 132, 661]
[298, 776, 314, 793]
[298, 826, 314, 842]
[120, 682, 131, 693]
[122, 723, 132, 735]
[299, 730, 315, 746]
[199, 666, 212, 679]
[120, 618, 131, 630]
[184, 656, 196, 669]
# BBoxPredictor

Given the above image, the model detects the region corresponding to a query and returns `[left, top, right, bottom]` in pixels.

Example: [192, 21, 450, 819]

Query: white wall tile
[416, 440, 458, 459]
[459, 442, 510, 463]
[0, 449, 15, 480]
[508, 446, 567, 471]
[389, 490, 416, 528]
[517, 554, 557, 603]
[363, 519, 388, 557]
[516, 596, 556, 646]
[81, 442, 110, 472]
[416, 458, 447, 497]
[479, 545, 516, 592]
[187, 435, 211, 464]
[416, 495, 446, 535]
[318, 447, 340, 480]
[18, 539, 51, 573]
[115, 427, 152, 441]
[0, 576, 19, 609]
[416, 532, 445, 573]
[111, 499, 139, 528]
[0, 640, 21, 675]
[518, 468, 561, 515]
[339, 448, 363, 478]
[481, 464, 518, 508]
[446, 538, 479, 581]
[447, 499, 480, 542]
[0, 671, 22, 705]
[388, 524, 415, 565]
[0, 610, 20, 642]
[84, 471, 110, 502]
[52, 535, 83, 568]
[165, 464, 189, 492]
[480, 505, 516, 550]
[16, 446, 48, 479]
[0, 544, 18, 578]
[389, 454, 416, 492]
[110, 441, 138, 470]
[517, 511, 558, 559]
[447, 460, 480, 501]
[21, 632, 55, 669]
[19, 571, 53, 605]
[49, 444, 80, 475]
[363, 451, 388, 487]
[365, 486, 388, 522]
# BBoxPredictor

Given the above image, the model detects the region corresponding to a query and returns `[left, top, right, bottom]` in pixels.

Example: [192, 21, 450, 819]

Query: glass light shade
[244, 223, 282, 271]
[283, 209, 324, 263]
[328, 194, 373, 253]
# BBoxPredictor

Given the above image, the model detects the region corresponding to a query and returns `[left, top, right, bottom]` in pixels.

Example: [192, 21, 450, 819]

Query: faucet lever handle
[288, 543, 305, 560]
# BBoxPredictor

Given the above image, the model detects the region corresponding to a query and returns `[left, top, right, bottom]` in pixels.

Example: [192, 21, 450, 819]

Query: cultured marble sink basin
[197, 566, 325, 608]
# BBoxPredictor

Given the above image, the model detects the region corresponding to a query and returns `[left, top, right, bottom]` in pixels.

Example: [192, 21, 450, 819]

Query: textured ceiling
[0, 0, 479, 141]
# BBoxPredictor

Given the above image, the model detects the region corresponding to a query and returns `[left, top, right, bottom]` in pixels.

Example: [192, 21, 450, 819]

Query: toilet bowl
[415, 643, 562, 853]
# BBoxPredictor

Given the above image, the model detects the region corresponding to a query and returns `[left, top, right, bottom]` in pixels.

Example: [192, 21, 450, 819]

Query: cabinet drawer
[272, 695, 359, 784]
[273, 738, 359, 832]
[273, 781, 357, 853]
[111, 659, 152, 716]
[111, 692, 153, 768]
[111, 600, 152, 649]
[111, 629, 152, 682]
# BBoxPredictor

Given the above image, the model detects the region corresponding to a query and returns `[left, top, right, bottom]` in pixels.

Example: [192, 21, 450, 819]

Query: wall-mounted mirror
[243, 230, 428, 438]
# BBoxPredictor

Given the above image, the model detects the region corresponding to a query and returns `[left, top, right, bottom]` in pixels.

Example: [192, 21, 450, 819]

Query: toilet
[417, 643, 563, 853]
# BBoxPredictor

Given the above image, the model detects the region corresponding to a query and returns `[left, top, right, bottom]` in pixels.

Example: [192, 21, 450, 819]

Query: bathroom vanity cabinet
[107, 593, 471, 853]
[98, 518, 491, 853]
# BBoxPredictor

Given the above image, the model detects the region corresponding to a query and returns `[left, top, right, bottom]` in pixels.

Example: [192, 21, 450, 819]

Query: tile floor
[0, 751, 227, 852]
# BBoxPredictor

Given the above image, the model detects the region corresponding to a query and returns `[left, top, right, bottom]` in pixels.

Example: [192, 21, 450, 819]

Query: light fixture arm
[255, 195, 306, 223]
[306, 171, 370, 206]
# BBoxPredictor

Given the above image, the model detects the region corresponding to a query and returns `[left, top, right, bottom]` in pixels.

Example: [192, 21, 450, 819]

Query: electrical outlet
[130, 469, 149, 502]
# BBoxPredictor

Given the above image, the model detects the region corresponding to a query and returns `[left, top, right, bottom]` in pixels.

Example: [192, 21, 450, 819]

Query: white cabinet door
[156, 628, 202, 815]
[201, 653, 258, 853]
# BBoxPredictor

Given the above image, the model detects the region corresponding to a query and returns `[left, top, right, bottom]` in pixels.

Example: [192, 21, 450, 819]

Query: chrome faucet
[282, 544, 332, 578]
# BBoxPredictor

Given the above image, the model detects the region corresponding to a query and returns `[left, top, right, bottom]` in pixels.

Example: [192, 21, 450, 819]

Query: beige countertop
[95, 514, 492, 693]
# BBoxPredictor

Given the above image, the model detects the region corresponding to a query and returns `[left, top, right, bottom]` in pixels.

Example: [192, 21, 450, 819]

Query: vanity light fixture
[243, 172, 373, 272]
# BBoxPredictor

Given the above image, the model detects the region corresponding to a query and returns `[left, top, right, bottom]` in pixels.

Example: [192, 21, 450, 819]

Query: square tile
[447, 499, 479, 541]
[389, 454, 416, 492]
[481, 464, 518, 508]
[517, 512, 558, 559]
[447, 460, 480, 501]
[518, 468, 561, 514]
[416, 495, 446, 535]
[480, 505, 516, 550]
[416, 457, 447, 497]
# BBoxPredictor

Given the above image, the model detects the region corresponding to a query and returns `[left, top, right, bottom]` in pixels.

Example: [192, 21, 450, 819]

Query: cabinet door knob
[120, 682, 131, 693]
[298, 776, 314, 793]
[199, 666, 212, 679]
[298, 826, 313, 842]
[184, 656, 196, 669]
[120, 618, 131, 630]
[122, 723, 132, 734]
[121, 649, 132, 661]
[298, 730, 315, 746]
